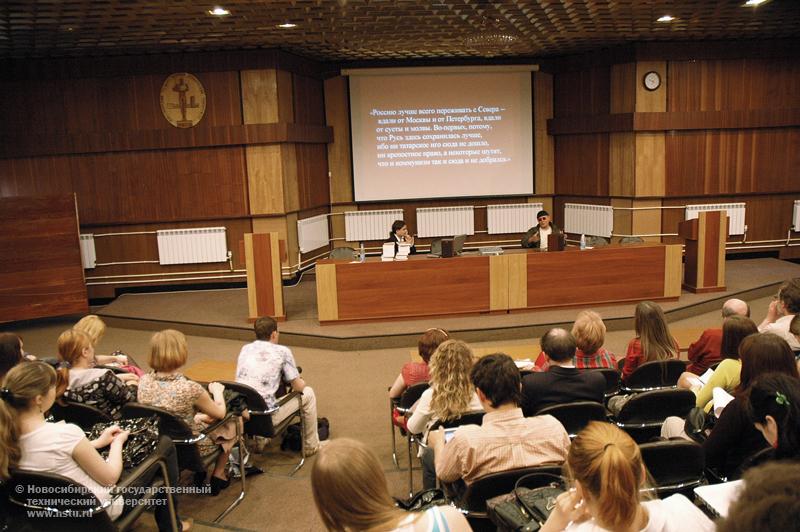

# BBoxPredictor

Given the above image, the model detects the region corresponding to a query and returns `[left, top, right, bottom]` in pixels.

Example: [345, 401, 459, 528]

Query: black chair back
[216, 380, 277, 436]
[400, 382, 429, 410]
[121, 402, 206, 473]
[623, 359, 686, 392]
[4, 469, 116, 531]
[616, 388, 695, 442]
[49, 400, 114, 431]
[639, 440, 705, 497]
[536, 401, 607, 438]
[431, 411, 485, 430]
[585, 367, 621, 397]
[460, 464, 564, 513]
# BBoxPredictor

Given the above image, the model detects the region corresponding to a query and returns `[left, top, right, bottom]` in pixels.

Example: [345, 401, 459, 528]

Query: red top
[621, 337, 679, 382]
[533, 347, 617, 371]
[686, 328, 723, 375]
[401, 361, 430, 387]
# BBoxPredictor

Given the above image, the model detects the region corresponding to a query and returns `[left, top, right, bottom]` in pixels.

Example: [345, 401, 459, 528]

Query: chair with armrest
[3, 447, 177, 532]
[329, 247, 356, 260]
[614, 388, 695, 443]
[706, 446, 774, 484]
[391, 382, 430, 493]
[49, 400, 114, 431]
[120, 402, 245, 523]
[622, 359, 687, 393]
[588, 367, 622, 399]
[535, 401, 607, 439]
[216, 380, 306, 475]
[639, 439, 706, 497]
[444, 464, 564, 531]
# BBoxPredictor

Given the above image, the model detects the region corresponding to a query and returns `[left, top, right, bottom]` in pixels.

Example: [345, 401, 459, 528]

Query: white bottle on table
[580, 234, 586, 250]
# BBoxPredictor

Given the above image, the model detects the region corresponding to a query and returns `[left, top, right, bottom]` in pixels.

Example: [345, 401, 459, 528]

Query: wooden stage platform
[97, 257, 800, 351]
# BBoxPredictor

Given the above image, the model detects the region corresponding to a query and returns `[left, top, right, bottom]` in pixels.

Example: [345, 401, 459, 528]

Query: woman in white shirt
[0, 361, 190, 531]
[540, 422, 713, 532]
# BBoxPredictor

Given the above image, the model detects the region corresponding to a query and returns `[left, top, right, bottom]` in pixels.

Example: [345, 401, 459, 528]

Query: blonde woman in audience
[620, 301, 678, 382]
[406, 339, 483, 489]
[540, 422, 713, 532]
[389, 327, 449, 399]
[74, 315, 143, 375]
[312, 438, 470, 532]
[0, 361, 190, 531]
[57, 329, 137, 419]
[137, 329, 238, 495]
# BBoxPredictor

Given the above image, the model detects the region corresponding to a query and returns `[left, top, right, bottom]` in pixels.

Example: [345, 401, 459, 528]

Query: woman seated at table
[137, 329, 238, 495]
[74, 315, 143, 376]
[312, 438, 470, 531]
[406, 339, 482, 490]
[57, 329, 137, 420]
[387, 220, 416, 255]
[677, 315, 758, 411]
[389, 328, 449, 399]
[540, 422, 713, 532]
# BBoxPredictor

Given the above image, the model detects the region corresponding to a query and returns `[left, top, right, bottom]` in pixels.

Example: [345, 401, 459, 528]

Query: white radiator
[297, 214, 330, 253]
[79, 234, 96, 269]
[564, 203, 614, 238]
[344, 209, 404, 242]
[416, 206, 475, 238]
[685, 203, 746, 236]
[793, 200, 800, 231]
[487, 203, 544, 234]
[156, 227, 228, 265]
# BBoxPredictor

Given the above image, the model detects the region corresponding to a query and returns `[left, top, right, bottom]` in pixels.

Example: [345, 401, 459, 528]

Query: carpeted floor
[5, 293, 777, 531]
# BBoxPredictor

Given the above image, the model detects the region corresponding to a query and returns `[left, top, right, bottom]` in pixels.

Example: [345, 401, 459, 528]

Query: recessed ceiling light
[744, 0, 769, 6]
[208, 7, 230, 16]
[657, 15, 676, 23]
[277, 22, 297, 29]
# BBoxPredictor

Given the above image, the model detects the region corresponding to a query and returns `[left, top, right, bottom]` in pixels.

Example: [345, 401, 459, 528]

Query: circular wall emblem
[160, 73, 206, 128]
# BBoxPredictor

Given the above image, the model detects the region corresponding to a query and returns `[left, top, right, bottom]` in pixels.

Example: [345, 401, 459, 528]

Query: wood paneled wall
[0, 195, 88, 322]
[0, 49, 331, 301]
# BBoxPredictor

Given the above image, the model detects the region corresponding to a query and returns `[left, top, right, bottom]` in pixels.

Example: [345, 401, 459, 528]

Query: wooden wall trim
[0, 123, 334, 159]
[548, 109, 800, 135]
[0, 49, 326, 81]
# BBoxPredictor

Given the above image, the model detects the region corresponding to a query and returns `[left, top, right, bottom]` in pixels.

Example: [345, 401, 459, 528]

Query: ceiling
[1, 1, 799, 62]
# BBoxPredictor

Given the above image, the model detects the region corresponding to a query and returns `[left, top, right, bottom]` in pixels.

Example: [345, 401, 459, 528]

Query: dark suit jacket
[521, 365, 606, 416]
[386, 236, 417, 255]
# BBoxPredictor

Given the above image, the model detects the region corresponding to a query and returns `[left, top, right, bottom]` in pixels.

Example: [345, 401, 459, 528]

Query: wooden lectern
[244, 232, 285, 322]
[678, 211, 728, 293]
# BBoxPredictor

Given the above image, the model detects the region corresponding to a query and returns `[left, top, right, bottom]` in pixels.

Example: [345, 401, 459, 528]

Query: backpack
[281, 417, 330, 452]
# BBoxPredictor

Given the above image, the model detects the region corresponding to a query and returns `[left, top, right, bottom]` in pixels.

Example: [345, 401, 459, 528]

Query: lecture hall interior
[2, 1, 800, 531]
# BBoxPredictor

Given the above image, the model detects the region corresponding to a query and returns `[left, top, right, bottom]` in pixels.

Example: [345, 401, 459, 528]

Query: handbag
[684, 407, 715, 442]
[88, 416, 160, 470]
[395, 488, 449, 513]
[487, 473, 566, 532]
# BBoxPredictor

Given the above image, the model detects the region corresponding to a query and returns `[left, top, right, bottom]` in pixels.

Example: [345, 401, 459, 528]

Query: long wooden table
[316, 243, 682, 324]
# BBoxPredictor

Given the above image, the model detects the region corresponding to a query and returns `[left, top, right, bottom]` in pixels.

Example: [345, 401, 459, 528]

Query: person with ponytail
[0, 362, 191, 531]
[57, 328, 136, 419]
[311, 438, 469, 532]
[540, 422, 712, 532]
[747, 372, 800, 460]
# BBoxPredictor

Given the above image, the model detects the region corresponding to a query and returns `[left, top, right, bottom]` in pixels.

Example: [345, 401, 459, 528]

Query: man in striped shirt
[429, 353, 569, 493]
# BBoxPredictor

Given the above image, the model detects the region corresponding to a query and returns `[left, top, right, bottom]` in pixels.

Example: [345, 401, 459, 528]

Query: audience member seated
[406, 339, 483, 490]
[235, 316, 325, 456]
[532, 311, 616, 371]
[138, 329, 238, 495]
[74, 315, 143, 376]
[540, 422, 713, 532]
[661, 334, 799, 478]
[387, 219, 417, 255]
[758, 278, 800, 350]
[521, 328, 606, 416]
[431, 354, 569, 496]
[0, 332, 26, 381]
[685, 298, 750, 375]
[747, 372, 800, 461]
[57, 329, 136, 420]
[311, 437, 470, 532]
[679, 315, 758, 411]
[0, 361, 190, 531]
[620, 301, 679, 383]
[389, 327, 449, 400]
[717, 461, 800, 532]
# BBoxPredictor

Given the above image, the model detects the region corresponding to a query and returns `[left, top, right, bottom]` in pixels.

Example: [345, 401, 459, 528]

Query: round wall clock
[643, 71, 661, 91]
